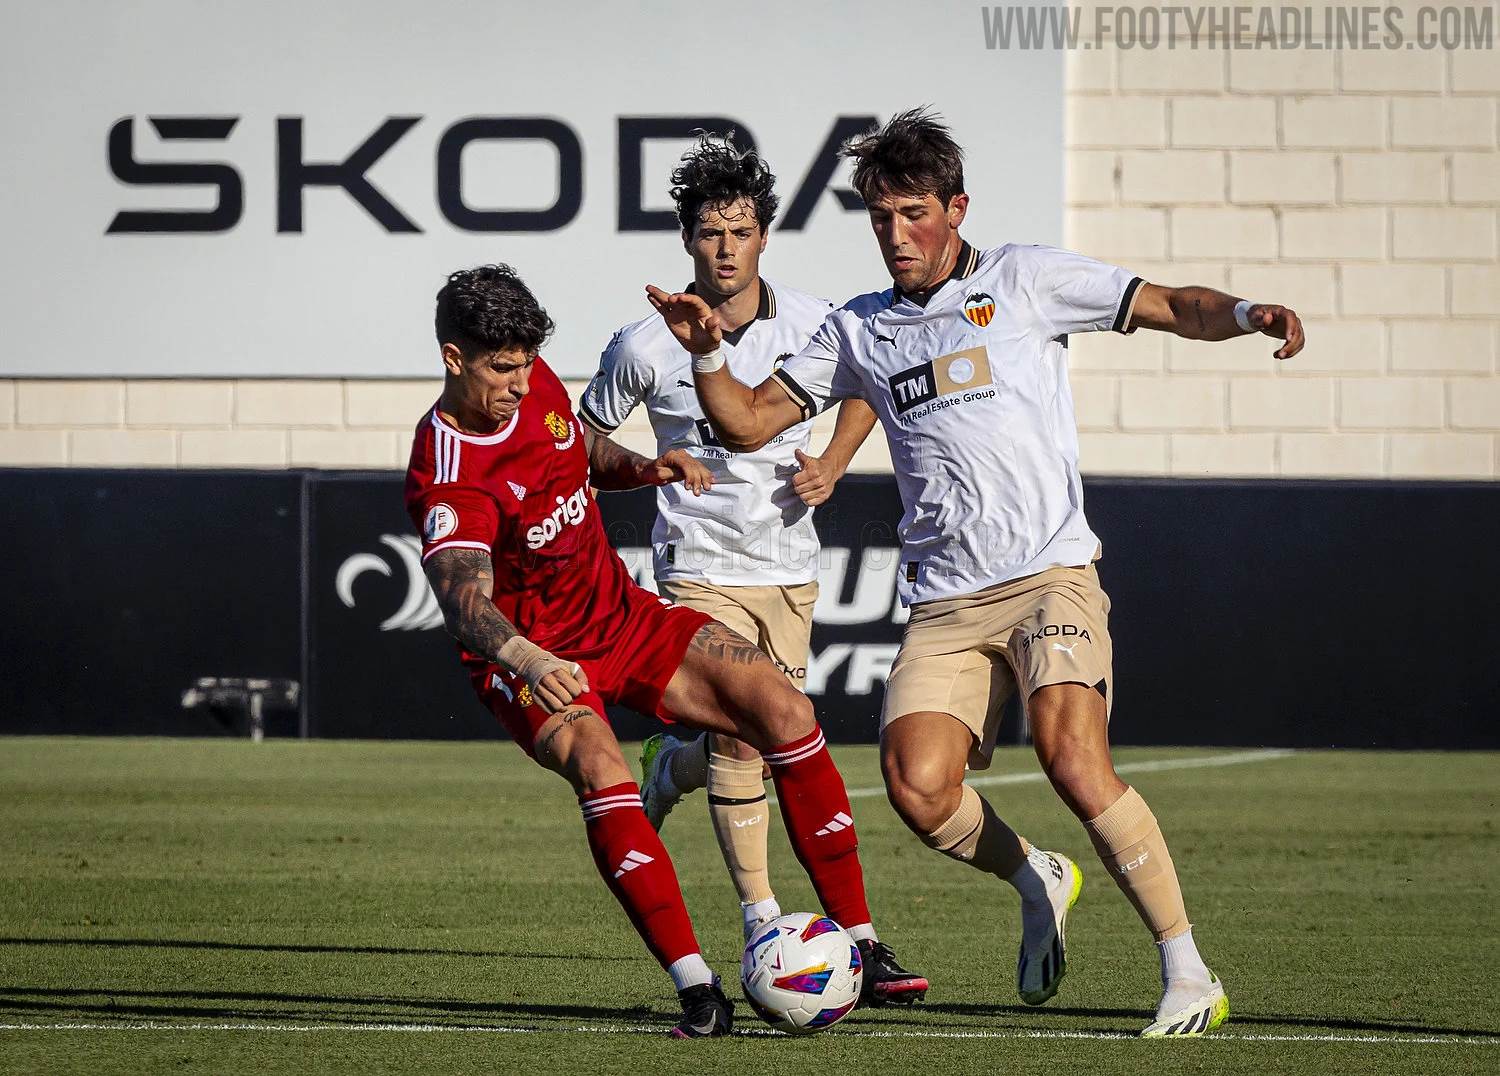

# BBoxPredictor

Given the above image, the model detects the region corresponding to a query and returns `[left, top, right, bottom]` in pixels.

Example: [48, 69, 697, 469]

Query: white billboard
[0, 1, 1061, 378]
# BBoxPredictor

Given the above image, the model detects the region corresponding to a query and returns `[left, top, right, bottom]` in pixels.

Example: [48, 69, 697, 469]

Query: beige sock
[923, 784, 1031, 879]
[1083, 786, 1190, 942]
[707, 750, 775, 905]
[667, 732, 709, 794]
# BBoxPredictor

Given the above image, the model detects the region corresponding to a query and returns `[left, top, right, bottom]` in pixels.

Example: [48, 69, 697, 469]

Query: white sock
[845, 922, 877, 944]
[1157, 928, 1212, 986]
[741, 897, 781, 929]
[667, 953, 715, 991]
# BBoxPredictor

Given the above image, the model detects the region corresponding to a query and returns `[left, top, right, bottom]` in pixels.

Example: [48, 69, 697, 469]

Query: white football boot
[638, 733, 688, 831]
[1141, 975, 1230, 1038]
[1016, 849, 1084, 1005]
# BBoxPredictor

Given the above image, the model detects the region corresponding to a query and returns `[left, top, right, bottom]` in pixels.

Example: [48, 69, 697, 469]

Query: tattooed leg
[532, 706, 635, 794]
[534, 707, 592, 762]
[687, 620, 770, 668]
[661, 620, 816, 751]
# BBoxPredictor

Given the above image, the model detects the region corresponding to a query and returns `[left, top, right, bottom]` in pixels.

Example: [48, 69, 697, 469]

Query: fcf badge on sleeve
[424, 503, 458, 542]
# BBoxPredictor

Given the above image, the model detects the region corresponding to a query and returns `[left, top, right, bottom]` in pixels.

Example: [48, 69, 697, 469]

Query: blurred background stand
[181, 678, 301, 742]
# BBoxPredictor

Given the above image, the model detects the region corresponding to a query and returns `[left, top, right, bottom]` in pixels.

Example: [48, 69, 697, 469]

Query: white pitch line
[839, 747, 1295, 801]
[0, 1021, 1495, 1046]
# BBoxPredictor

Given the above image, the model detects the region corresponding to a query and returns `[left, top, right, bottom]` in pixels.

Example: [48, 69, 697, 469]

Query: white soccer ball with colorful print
[740, 912, 863, 1034]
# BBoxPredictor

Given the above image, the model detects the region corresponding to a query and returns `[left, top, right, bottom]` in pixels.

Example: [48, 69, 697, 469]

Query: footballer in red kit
[405, 358, 705, 743]
[404, 265, 926, 1038]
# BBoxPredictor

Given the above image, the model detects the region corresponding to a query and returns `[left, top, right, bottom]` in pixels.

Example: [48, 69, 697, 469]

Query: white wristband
[1233, 300, 1256, 334]
[692, 347, 725, 374]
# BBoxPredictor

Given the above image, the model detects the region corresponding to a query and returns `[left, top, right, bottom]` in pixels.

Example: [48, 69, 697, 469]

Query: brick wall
[1066, 38, 1499, 478]
[3, 41, 1495, 477]
[0, 379, 889, 471]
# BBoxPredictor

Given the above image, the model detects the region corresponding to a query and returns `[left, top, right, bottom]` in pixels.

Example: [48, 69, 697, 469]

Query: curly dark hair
[434, 264, 555, 357]
[670, 133, 779, 233]
[843, 107, 966, 206]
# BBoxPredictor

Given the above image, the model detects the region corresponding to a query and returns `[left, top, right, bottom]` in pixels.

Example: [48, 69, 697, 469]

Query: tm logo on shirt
[693, 418, 723, 448]
[887, 347, 995, 416]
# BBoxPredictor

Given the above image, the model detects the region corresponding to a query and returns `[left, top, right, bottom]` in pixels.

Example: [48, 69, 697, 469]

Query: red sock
[763, 727, 872, 931]
[580, 783, 701, 969]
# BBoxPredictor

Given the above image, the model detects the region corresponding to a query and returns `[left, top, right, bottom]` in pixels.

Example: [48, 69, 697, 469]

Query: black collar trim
[892, 241, 979, 307]
[685, 279, 775, 346]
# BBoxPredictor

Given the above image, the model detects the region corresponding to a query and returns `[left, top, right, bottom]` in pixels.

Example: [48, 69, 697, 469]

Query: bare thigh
[1026, 682, 1126, 819]
[659, 621, 815, 754]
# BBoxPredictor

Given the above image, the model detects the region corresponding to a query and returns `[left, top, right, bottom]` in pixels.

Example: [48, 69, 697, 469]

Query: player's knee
[739, 683, 814, 749]
[1030, 688, 1114, 786]
[1035, 737, 1120, 817]
[538, 710, 632, 794]
[574, 746, 633, 792]
[881, 748, 963, 834]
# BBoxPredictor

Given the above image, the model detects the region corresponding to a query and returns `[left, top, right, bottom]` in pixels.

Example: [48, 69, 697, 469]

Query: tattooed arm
[582, 424, 713, 494]
[1130, 284, 1304, 359]
[423, 547, 518, 659]
[422, 547, 588, 712]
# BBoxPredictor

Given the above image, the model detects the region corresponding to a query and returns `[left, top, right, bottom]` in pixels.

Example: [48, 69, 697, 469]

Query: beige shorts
[881, 564, 1114, 769]
[656, 578, 818, 689]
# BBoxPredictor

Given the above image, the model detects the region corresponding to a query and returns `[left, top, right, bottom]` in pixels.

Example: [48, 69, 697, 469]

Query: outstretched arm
[582, 424, 713, 495]
[1130, 284, 1304, 359]
[423, 547, 588, 712]
[645, 285, 806, 452]
[792, 396, 879, 507]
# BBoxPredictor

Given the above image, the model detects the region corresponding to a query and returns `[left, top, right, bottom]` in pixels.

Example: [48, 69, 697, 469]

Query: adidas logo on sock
[613, 849, 655, 878]
[815, 812, 853, 836]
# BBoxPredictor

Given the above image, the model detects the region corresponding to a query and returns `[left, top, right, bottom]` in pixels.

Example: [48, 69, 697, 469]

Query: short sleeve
[770, 312, 862, 420]
[1025, 245, 1144, 337]
[409, 483, 503, 563]
[578, 328, 654, 433]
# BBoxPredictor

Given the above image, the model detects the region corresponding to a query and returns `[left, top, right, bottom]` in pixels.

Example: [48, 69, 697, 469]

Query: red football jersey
[403, 358, 634, 660]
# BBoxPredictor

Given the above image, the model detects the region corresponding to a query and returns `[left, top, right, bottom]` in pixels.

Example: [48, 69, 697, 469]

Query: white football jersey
[580, 279, 833, 586]
[771, 242, 1143, 606]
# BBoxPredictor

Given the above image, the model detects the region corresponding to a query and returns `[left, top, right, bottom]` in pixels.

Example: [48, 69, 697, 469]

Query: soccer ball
[740, 912, 863, 1034]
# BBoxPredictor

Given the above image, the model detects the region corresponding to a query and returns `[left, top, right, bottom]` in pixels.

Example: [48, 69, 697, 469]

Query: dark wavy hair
[843, 107, 966, 206]
[670, 133, 780, 233]
[434, 264, 555, 357]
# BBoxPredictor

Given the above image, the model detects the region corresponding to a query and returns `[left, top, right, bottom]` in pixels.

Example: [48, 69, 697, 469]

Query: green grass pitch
[1, 737, 1496, 1074]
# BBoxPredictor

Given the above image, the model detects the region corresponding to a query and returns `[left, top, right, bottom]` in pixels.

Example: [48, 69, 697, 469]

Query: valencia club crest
[963, 292, 996, 328]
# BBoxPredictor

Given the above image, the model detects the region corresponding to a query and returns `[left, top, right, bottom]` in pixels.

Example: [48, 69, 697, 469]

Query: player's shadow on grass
[0, 936, 635, 962]
[0, 985, 659, 1028]
[920, 1001, 1500, 1041]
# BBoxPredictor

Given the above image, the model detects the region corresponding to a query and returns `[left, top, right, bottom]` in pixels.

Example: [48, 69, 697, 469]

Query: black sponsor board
[1086, 477, 1500, 750]
[0, 470, 302, 735]
[2, 470, 1497, 749]
[308, 473, 493, 739]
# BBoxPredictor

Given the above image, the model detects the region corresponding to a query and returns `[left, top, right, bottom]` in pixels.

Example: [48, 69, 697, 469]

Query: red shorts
[466, 585, 712, 757]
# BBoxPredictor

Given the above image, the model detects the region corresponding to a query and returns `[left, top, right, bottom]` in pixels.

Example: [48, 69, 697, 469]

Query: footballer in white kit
[770, 237, 1123, 608]
[584, 276, 835, 593]
[649, 110, 1305, 1037]
[587, 135, 925, 1006]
